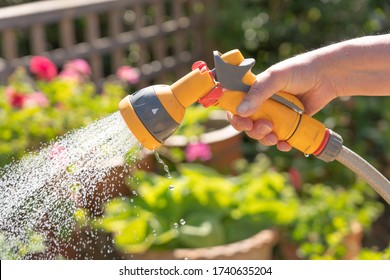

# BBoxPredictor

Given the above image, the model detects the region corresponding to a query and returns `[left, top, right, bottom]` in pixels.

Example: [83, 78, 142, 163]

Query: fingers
[237, 67, 288, 117]
[277, 141, 292, 152]
[228, 114, 293, 152]
[227, 112, 253, 131]
[245, 119, 273, 139]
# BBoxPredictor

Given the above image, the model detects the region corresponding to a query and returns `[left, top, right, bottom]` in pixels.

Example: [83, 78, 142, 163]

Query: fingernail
[237, 100, 251, 115]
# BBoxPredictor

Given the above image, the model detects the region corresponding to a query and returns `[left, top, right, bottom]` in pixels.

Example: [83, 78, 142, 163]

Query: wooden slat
[134, 2, 148, 87]
[188, 0, 203, 59]
[108, 8, 123, 72]
[86, 13, 103, 80]
[0, 57, 9, 83]
[134, 2, 146, 66]
[2, 29, 17, 59]
[173, 0, 187, 76]
[0, 0, 212, 84]
[0, 0, 156, 30]
[31, 23, 46, 54]
[173, 0, 185, 54]
[59, 17, 76, 49]
[152, 0, 166, 83]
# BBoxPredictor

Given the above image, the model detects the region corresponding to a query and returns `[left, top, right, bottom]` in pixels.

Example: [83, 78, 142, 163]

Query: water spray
[119, 49, 390, 204]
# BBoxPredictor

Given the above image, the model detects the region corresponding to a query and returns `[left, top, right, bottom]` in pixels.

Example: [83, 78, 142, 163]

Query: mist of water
[0, 111, 141, 259]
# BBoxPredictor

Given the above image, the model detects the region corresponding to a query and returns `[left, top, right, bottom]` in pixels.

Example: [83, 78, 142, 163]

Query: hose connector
[315, 129, 343, 162]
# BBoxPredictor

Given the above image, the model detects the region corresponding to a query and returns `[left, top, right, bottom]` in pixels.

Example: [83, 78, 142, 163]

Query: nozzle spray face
[119, 60, 218, 150]
[119, 85, 182, 150]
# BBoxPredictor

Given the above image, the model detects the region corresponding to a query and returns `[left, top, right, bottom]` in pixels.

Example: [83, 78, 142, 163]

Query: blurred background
[0, 0, 389, 260]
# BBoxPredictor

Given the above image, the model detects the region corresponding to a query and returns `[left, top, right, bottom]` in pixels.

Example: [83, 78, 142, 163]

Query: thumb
[236, 69, 285, 117]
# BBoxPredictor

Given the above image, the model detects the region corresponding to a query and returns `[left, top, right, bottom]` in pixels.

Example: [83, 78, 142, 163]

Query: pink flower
[185, 141, 212, 162]
[30, 56, 58, 81]
[49, 143, 68, 165]
[64, 59, 91, 76]
[25, 92, 49, 108]
[116, 66, 140, 84]
[59, 68, 82, 82]
[59, 59, 91, 82]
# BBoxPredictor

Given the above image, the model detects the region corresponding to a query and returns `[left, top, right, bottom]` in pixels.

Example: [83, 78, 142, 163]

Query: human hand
[228, 50, 338, 151]
[228, 34, 390, 151]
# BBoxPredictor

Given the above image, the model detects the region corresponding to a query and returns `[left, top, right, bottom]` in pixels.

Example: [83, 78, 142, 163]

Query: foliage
[212, 0, 390, 201]
[97, 155, 382, 259]
[358, 245, 390, 260]
[0, 230, 45, 259]
[288, 181, 383, 259]
[172, 105, 219, 139]
[96, 155, 297, 254]
[213, 0, 390, 71]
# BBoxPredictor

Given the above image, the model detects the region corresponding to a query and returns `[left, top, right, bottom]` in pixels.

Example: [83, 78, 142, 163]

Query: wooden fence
[0, 0, 214, 85]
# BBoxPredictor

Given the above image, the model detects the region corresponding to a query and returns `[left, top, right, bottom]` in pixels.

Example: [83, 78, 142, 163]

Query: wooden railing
[0, 0, 214, 85]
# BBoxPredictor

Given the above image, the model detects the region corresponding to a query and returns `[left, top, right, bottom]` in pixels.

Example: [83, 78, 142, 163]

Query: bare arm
[228, 34, 390, 151]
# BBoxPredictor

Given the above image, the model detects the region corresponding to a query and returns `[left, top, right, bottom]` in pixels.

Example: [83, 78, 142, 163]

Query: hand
[228, 34, 390, 151]
[228, 49, 338, 151]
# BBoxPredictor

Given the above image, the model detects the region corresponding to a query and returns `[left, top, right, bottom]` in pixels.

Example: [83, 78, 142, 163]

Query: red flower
[185, 141, 212, 162]
[5, 86, 49, 109]
[5, 87, 28, 109]
[30, 56, 58, 81]
[288, 167, 302, 191]
[116, 66, 140, 84]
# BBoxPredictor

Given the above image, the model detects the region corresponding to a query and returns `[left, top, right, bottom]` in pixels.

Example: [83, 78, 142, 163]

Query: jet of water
[0, 111, 140, 259]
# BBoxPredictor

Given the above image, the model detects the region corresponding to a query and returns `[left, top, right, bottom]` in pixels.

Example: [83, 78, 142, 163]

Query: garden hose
[119, 49, 390, 204]
[336, 145, 390, 204]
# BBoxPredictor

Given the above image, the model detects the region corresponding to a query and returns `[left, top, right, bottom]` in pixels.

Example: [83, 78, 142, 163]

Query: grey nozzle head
[130, 85, 180, 144]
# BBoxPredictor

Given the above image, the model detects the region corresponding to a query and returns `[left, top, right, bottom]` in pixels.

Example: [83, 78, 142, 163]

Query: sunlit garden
[0, 0, 389, 261]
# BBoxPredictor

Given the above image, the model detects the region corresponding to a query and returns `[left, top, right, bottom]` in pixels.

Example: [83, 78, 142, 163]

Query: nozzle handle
[215, 50, 327, 155]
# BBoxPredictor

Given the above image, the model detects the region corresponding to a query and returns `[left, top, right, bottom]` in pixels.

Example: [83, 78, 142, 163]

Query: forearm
[316, 34, 390, 97]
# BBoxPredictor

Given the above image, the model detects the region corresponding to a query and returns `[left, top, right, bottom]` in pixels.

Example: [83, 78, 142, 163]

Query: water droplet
[180, 219, 186, 225]
[169, 185, 175, 191]
[153, 230, 157, 237]
[174, 223, 179, 228]
[304, 153, 310, 158]
[154, 151, 172, 179]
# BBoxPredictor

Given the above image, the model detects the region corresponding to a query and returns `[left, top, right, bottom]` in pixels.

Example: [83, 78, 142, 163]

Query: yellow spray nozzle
[119, 65, 217, 150]
[119, 49, 328, 156]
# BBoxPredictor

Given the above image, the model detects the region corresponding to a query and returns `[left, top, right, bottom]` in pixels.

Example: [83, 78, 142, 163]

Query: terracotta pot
[342, 222, 364, 260]
[129, 229, 280, 260]
[278, 222, 364, 260]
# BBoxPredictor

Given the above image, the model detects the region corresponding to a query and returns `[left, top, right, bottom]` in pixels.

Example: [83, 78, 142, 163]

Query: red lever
[192, 61, 209, 72]
[192, 61, 222, 107]
[198, 86, 223, 107]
